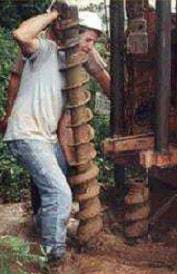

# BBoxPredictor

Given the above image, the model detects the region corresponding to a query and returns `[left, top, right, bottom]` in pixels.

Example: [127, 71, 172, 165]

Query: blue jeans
[7, 139, 72, 253]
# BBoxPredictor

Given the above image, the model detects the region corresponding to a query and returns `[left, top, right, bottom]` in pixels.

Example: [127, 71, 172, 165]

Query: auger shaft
[58, 4, 103, 244]
[124, 177, 150, 242]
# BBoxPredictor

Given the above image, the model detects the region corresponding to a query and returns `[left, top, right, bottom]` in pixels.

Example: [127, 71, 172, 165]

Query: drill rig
[49, 0, 177, 244]
[103, 0, 177, 241]
[10, 0, 176, 245]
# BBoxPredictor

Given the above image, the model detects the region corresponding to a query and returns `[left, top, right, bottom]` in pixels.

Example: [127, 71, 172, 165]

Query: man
[1, 1, 110, 264]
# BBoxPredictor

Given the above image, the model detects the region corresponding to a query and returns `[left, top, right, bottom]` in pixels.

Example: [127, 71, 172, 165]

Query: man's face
[79, 30, 98, 53]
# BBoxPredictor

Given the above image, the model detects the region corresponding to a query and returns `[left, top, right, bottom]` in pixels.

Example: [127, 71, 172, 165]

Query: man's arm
[84, 47, 111, 98]
[12, 11, 59, 56]
[93, 69, 110, 98]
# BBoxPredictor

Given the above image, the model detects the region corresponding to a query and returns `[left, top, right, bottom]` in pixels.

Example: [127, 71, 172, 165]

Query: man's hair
[79, 26, 87, 34]
[79, 26, 101, 37]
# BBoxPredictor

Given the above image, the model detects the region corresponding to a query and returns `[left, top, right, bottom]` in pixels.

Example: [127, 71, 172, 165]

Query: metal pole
[155, 0, 171, 153]
[126, 0, 144, 19]
[104, 0, 109, 41]
[110, 0, 126, 192]
[110, 0, 125, 137]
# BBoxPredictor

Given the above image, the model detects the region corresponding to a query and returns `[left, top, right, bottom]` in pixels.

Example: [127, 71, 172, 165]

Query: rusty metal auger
[58, 5, 103, 244]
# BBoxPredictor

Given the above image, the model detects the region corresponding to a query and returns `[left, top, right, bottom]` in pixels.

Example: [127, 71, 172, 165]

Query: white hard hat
[79, 11, 103, 35]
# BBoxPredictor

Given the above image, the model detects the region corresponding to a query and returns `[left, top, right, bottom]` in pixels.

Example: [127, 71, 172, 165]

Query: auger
[58, 4, 103, 244]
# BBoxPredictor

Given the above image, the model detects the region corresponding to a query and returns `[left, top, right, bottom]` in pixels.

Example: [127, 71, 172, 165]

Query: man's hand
[12, 11, 59, 56]
[48, 0, 69, 15]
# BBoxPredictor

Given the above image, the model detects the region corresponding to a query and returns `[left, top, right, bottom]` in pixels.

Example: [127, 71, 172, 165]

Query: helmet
[79, 11, 103, 35]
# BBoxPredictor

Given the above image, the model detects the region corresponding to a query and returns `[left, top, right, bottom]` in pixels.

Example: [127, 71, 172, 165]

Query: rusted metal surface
[140, 145, 177, 168]
[105, 0, 177, 242]
[150, 194, 177, 226]
[59, 4, 103, 244]
[125, 8, 177, 137]
[110, 0, 126, 193]
[126, 0, 144, 19]
[103, 134, 177, 169]
[155, 0, 171, 153]
[69, 163, 99, 186]
[107, 2, 176, 167]
[150, 167, 177, 188]
[102, 133, 154, 155]
[126, 0, 148, 55]
[110, 0, 125, 137]
[113, 152, 140, 166]
[124, 178, 150, 241]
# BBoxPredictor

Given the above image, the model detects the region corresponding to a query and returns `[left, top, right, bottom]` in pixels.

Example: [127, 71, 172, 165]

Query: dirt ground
[0, 180, 176, 274]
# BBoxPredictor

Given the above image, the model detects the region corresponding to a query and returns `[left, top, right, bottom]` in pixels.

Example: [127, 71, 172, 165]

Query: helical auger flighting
[58, 4, 103, 244]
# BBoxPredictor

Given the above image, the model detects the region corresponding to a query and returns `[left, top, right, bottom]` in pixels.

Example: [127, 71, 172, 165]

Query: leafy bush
[0, 235, 46, 274]
[0, 0, 50, 29]
[0, 29, 19, 117]
[0, 138, 30, 203]
[92, 114, 114, 185]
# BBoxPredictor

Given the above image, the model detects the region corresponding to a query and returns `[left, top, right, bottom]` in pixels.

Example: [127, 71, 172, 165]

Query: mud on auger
[58, 4, 103, 244]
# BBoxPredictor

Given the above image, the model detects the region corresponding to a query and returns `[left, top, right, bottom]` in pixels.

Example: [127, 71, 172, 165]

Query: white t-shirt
[4, 38, 65, 143]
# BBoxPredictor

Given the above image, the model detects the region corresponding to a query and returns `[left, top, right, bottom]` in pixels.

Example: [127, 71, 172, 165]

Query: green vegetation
[0, 0, 49, 30]
[0, 236, 46, 274]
